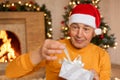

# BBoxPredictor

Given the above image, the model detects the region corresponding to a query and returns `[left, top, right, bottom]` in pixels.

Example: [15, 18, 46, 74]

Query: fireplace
[0, 30, 21, 62]
[0, 12, 45, 72]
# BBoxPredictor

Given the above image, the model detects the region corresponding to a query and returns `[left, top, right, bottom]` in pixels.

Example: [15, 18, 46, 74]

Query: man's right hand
[29, 39, 65, 65]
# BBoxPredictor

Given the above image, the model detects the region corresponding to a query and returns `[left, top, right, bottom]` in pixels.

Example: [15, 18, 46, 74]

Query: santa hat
[69, 4, 102, 35]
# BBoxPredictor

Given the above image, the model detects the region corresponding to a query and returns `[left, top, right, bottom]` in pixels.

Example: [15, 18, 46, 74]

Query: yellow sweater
[6, 39, 111, 80]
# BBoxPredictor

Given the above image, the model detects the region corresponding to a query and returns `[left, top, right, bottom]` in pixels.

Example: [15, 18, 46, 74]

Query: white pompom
[95, 28, 102, 35]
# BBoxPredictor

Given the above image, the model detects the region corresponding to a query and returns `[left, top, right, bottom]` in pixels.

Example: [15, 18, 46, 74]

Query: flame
[0, 30, 16, 62]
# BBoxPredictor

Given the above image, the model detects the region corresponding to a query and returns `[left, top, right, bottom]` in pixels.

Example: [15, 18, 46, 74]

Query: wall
[99, 0, 120, 65]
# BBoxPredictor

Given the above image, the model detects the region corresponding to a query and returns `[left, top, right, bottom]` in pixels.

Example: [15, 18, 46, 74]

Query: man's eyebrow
[71, 23, 77, 25]
[84, 24, 92, 28]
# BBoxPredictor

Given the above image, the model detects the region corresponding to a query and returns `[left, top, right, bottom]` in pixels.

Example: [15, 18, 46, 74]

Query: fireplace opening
[0, 30, 21, 63]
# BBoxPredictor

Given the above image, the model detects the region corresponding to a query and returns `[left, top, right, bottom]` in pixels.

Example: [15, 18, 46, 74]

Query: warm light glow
[103, 27, 107, 33]
[103, 45, 107, 48]
[65, 27, 68, 30]
[6, 4, 10, 7]
[92, 1, 95, 4]
[72, 1, 77, 8]
[44, 13, 47, 16]
[115, 77, 120, 80]
[106, 45, 109, 48]
[29, 4, 32, 7]
[47, 33, 52, 38]
[25, 3, 29, 6]
[18, 1, 22, 5]
[11, 3, 15, 6]
[77, 1, 80, 4]
[66, 36, 71, 39]
[0, 30, 16, 62]
[36, 7, 40, 11]
[49, 28, 52, 31]
[72, 2, 76, 5]
[113, 46, 116, 49]
[48, 21, 51, 25]
[3, 4, 6, 7]
[115, 42, 118, 46]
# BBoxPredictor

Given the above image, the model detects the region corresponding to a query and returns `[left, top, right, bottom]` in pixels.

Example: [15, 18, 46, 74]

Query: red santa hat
[69, 4, 102, 35]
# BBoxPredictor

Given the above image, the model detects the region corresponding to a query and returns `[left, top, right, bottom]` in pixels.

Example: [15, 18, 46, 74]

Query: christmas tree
[61, 0, 117, 49]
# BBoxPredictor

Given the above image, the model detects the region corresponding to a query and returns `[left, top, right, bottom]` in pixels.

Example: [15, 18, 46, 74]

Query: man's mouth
[75, 38, 84, 43]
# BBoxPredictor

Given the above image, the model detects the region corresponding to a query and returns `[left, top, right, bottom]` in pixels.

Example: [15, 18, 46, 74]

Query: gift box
[59, 48, 94, 80]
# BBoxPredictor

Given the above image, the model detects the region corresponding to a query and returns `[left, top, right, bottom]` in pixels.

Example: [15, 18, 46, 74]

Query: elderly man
[6, 4, 111, 80]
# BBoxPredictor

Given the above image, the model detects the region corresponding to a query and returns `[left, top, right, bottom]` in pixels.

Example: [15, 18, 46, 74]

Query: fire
[0, 30, 16, 62]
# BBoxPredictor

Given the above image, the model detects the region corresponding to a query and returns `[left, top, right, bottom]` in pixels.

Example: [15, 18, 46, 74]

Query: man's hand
[90, 69, 99, 80]
[30, 39, 65, 65]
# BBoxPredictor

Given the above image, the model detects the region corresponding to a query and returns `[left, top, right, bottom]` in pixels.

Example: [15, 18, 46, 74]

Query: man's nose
[77, 28, 84, 37]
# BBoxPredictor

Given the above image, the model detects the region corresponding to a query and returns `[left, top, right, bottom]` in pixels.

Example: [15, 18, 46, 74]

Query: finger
[89, 69, 99, 80]
[45, 49, 63, 54]
[42, 52, 57, 60]
[42, 49, 63, 60]
[44, 39, 65, 50]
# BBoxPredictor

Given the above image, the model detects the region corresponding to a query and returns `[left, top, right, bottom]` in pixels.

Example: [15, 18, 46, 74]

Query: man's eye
[73, 26, 78, 29]
[84, 28, 90, 31]
[84, 28, 89, 30]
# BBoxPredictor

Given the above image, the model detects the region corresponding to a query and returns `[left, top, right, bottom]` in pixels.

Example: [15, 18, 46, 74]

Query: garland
[0, 1, 52, 39]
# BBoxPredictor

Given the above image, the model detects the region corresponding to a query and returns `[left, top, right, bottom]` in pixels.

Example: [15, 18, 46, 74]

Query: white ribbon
[63, 47, 84, 67]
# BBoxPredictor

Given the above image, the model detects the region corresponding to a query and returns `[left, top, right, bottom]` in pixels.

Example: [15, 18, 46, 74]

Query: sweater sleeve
[5, 53, 39, 78]
[99, 51, 111, 80]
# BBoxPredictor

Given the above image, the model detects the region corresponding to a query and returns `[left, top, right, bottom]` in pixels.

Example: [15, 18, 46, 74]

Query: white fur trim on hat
[69, 14, 96, 28]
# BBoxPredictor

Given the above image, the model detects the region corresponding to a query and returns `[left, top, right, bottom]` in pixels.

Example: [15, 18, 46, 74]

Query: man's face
[69, 23, 95, 49]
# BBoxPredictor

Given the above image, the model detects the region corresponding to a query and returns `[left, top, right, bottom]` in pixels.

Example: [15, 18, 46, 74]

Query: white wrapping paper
[59, 48, 94, 80]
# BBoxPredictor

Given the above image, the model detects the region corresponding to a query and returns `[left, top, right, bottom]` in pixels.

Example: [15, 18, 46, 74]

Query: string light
[49, 28, 53, 31]
[72, 1, 76, 5]
[114, 42, 118, 46]
[66, 36, 71, 39]
[77, 1, 80, 4]
[18, 1, 22, 5]
[36, 7, 40, 11]
[6, 4, 10, 7]
[47, 33, 52, 38]
[44, 13, 47, 16]
[25, 2, 29, 6]
[48, 21, 51, 25]
[103, 27, 107, 33]
[3, 4, 6, 7]
[65, 27, 68, 30]
[11, 3, 15, 6]
[113, 46, 116, 49]
[103, 45, 107, 48]
[115, 77, 120, 80]
[29, 4, 32, 7]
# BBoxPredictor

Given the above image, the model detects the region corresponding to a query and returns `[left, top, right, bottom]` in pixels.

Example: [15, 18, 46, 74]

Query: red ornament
[60, 37, 65, 40]
[29, 1, 34, 4]
[64, 6, 67, 10]
[100, 34, 104, 39]
[10, 6, 16, 11]
[61, 21, 65, 24]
